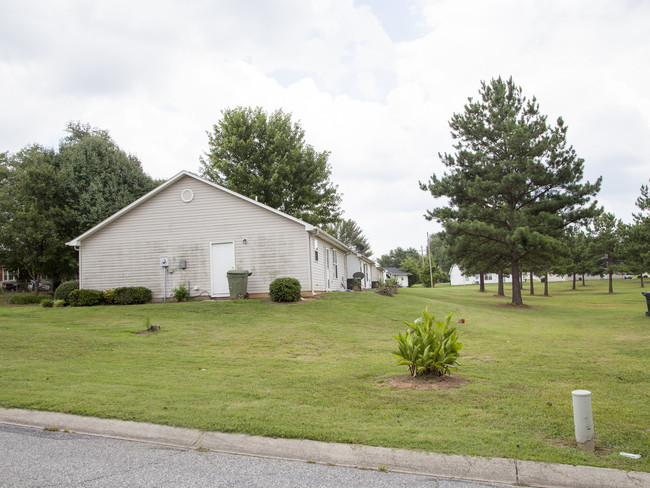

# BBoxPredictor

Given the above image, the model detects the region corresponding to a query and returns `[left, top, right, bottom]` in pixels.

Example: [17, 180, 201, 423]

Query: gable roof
[66, 170, 348, 248]
[385, 267, 411, 276]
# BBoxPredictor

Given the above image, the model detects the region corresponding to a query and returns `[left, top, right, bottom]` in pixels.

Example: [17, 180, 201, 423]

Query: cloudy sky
[1, 0, 648, 258]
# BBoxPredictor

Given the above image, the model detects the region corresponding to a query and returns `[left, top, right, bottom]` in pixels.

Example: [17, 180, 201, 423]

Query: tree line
[0, 122, 159, 291]
[378, 77, 648, 304]
[3, 84, 647, 303]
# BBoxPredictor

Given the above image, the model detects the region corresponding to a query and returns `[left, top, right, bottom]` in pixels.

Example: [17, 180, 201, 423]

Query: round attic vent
[181, 189, 194, 203]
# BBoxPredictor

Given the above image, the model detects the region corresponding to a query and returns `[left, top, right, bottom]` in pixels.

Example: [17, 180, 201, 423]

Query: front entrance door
[210, 242, 235, 297]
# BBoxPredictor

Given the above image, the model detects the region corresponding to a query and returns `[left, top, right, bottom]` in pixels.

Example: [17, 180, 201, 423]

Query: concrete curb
[1, 408, 647, 488]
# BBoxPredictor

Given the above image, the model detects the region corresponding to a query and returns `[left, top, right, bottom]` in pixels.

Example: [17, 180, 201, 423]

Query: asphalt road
[0, 424, 515, 488]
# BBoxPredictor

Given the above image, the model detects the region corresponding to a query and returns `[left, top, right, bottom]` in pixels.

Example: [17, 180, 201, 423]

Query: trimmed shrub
[9, 295, 47, 305]
[68, 289, 104, 307]
[41, 299, 54, 308]
[53, 299, 66, 308]
[112, 287, 152, 305]
[54, 280, 79, 303]
[269, 277, 301, 302]
[103, 289, 116, 305]
[173, 283, 190, 302]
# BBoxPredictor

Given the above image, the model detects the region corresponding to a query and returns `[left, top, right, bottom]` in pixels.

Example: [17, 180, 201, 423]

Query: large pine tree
[421, 77, 601, 305]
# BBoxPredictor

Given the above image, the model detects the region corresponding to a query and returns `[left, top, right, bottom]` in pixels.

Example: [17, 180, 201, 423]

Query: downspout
[75, 244, 82, 289]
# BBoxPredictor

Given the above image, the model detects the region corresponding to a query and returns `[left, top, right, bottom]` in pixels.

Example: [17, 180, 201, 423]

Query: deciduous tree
[0, 123, 157, 288]
[378, 247, 420, 269]
[200, 107, 342, 228]
[59, 122, 157, 237]
[0, 146, 76, 291]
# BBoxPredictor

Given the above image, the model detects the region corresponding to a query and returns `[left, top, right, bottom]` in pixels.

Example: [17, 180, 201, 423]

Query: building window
[333, 250, 338, 278]
[2, 269, 16, 281]
[314, 240, 319, 261]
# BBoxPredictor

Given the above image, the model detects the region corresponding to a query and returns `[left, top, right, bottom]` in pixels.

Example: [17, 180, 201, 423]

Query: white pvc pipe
[572, 390, 594, 451]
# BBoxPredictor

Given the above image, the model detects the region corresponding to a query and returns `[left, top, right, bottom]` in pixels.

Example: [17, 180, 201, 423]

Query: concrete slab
[517, 459, 650, 488]
[200, 431, 518, 484]
[0, 408, 202, 448]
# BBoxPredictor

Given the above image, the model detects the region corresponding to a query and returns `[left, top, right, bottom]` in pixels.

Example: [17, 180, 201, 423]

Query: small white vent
[181, 189, 194, 203]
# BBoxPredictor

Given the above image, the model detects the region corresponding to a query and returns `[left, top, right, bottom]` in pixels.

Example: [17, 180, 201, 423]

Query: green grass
[0, 280, 648, 472]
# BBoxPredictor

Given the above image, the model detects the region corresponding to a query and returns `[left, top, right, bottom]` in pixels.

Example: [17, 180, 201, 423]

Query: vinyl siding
[345, 254, 362, 279]
[78, 175, 311, 299]
[345, 254, 375, 289]
[310, 237, 348, 291]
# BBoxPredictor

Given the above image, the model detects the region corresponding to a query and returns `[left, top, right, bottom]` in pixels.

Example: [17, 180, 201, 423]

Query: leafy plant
[269, 277, 301, 302]
[53, 299, 66, 307]
[377, 277, 399, 296]
[54, 280, 79, 303]
[173, 282, 190, 302]
[40, 299, 54, 308]
[393, 308, 463, 377]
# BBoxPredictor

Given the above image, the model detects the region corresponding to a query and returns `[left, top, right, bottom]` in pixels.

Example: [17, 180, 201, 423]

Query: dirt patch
[264, 295, 324, 304]
[543, 437, 612, 456]
[382, 374, 469, 391]
[134, 325, 161, 335]
[544, 437, 572, 448]
[494, 303, 542, 310]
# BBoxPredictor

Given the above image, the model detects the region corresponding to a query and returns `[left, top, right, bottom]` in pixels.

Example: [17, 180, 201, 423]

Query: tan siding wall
[344, 254, 376, 289]
[345, 254, 361, 279]
[79, 176, 311, 298]
[310, 237, 325, 291]
[370, 264, 383, 283]
[309, 237, 348, 291]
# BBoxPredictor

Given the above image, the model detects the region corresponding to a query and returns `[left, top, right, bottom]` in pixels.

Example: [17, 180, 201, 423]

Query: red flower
[459, 318, 466, 323]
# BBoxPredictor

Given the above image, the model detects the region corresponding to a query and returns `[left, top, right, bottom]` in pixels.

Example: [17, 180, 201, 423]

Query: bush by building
[269, 277, 301, 302]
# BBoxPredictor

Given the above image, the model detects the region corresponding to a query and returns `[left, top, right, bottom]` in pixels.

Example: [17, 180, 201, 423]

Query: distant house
[1, 268, 18, 290]
[346, 252, 385, 289]
[449, 265, 512, 287]
[449, 265, 620, 286]
[1, 268, 16, 283]
[66, 171, 353, 300]
[384, 267, 410, 287]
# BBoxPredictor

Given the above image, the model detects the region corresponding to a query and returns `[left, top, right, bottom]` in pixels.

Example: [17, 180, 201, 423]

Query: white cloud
[1, 0, 648, 256]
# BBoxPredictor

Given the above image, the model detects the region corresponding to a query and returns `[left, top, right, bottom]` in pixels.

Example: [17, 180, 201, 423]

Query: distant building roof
[385, 267, 411, 276]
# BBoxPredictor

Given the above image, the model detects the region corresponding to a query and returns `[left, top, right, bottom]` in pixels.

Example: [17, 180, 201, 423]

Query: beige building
[66, 171, 352, 300]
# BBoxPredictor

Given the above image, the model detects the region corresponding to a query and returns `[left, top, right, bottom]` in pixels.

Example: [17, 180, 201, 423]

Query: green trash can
[226, 269, 252, 298]
[642, 292, 650, 316]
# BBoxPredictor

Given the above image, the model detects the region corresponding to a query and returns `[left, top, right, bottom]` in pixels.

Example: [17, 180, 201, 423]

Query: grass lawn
[0, 279, 648, 472]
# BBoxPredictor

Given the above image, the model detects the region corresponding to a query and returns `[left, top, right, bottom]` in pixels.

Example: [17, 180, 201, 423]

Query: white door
[210, 242, 235, 297]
